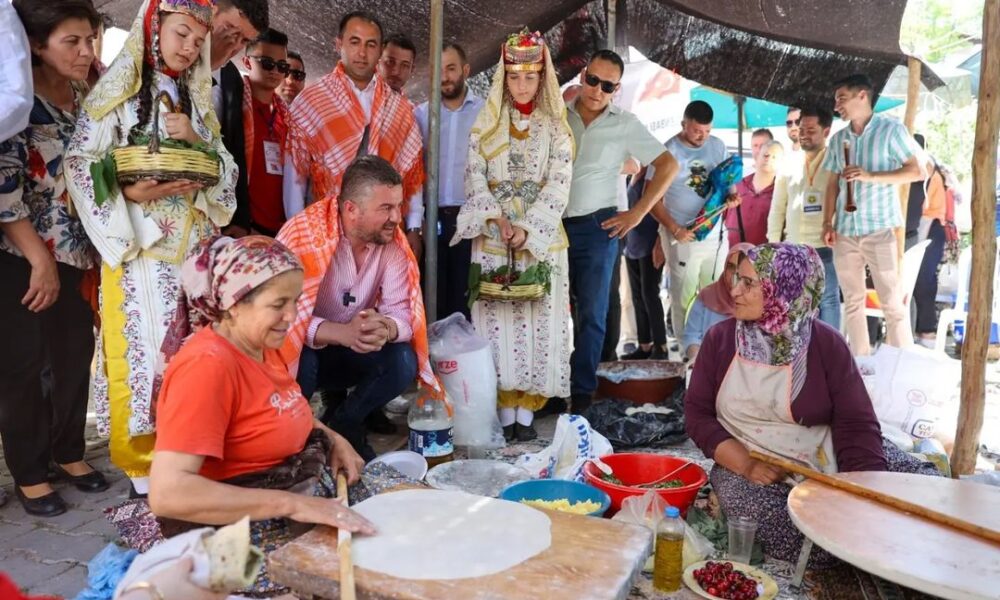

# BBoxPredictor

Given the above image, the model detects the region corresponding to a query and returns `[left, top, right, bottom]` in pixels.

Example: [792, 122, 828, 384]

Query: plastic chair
[864, 239, 930, 320]
[933, 237, 1000, 353]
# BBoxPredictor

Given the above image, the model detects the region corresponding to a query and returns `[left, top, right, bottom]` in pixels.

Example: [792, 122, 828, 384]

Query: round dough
[350, 489, 552, 580]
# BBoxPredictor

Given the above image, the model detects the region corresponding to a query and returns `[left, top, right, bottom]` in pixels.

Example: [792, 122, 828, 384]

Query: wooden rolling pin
[337, 473, 357, 600]
[749, 450, 1000, 544]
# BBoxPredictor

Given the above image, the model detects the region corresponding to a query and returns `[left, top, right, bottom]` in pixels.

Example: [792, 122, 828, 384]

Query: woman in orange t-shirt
[147, 235, 376, 595]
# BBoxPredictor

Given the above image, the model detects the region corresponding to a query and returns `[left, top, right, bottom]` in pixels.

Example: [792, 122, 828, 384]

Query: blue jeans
[565, 207, 619, 396]
[815, 246, 841, 331]
[297, 342, 417, 452]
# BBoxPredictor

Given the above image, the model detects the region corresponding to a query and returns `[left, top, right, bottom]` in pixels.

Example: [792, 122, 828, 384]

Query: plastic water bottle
[653, 506, 684, 592]
[408, 394, 454, 467]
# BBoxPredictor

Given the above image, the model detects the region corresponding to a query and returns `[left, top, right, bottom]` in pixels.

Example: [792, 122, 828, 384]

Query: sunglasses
[786, 118, 801, 127]
[285, 69, 306, 82]
[249, 55, 290, 74]
[584, 73, 618, 94]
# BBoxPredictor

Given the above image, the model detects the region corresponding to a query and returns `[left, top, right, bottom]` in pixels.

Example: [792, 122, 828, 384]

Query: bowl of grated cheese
[499, 479, 611, 517]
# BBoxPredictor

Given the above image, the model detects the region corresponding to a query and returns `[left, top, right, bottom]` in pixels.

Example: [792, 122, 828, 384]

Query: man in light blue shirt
[414, 43, 484, 318]
[562, 49, 679, 414]
[651, 101, 729, 344]
[821, 73, 924, 355]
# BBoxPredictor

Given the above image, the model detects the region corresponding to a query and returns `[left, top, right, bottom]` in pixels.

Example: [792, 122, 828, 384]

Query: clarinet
[843, 140, 857, 213]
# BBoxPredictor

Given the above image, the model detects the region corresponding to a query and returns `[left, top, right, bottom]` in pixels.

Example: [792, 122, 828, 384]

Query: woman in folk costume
[65, 0, 237, 494]
[453, 30, 573, 442]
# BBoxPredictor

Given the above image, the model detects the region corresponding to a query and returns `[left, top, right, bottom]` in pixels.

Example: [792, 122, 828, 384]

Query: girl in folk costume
[453, 30, 573, 441]
[65, 0, 237, 493]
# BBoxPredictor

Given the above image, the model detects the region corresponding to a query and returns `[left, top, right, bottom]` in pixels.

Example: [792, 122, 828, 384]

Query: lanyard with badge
[802, 154, 823, 214]
[257, 102, 284, 176]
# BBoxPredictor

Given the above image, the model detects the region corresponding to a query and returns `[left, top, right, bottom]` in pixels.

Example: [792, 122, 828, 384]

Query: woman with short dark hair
[0, 0, 107, 517]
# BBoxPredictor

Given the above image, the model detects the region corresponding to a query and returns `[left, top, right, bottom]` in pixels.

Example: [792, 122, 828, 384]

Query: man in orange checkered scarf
[277, 156, 442, 460]
[283, 11, 425, 258]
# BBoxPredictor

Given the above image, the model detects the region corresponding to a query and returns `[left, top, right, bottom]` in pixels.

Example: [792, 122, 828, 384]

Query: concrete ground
[1, 366, 996, 598]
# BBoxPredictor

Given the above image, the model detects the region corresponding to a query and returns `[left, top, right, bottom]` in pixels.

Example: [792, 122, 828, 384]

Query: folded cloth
[114, 517, 264, 597]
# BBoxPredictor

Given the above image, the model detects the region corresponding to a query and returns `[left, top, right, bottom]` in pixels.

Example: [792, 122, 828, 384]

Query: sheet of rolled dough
[350, 489, 552, 580]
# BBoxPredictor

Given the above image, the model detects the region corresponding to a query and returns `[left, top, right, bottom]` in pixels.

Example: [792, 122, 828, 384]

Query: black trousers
[913, 220, 947, 334]
[437, 207, 472, 320]
[0, 252, 93, 486]
[625, 254, 667, 347]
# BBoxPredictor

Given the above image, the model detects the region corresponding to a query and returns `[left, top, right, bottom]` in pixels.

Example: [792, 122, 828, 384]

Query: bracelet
[123, 581, 164, 600]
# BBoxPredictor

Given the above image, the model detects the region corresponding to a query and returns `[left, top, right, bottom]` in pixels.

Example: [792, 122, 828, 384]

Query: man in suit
[210, 0, 270, 237]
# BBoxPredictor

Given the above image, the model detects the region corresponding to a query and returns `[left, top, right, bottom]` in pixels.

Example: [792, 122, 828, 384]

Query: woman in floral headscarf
[685, 243, 940, 567]
[65, 0, 237, 494]
[145, 235, 373, 597]
[452, 30, 573, 442]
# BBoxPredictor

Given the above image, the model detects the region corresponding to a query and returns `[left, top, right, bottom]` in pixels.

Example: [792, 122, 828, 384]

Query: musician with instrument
[820, 73, 926, 356]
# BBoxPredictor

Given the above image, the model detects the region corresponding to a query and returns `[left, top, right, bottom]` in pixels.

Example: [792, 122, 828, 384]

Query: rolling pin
[749, 450, 1000, 544]
[337, 473, 357, 600]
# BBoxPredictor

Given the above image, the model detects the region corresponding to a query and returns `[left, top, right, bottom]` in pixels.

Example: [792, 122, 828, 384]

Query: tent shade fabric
[93, 0, 939, 110]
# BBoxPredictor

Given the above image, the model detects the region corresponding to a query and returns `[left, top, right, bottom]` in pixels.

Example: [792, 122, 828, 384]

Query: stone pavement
[0, 436, 127, 598]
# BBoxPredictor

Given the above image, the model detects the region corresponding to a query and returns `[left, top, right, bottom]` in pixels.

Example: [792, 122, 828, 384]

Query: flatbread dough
[350, 489, 552, 580]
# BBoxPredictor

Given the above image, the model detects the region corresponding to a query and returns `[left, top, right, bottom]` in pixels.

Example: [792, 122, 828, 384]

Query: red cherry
[707, 588, 718, 597]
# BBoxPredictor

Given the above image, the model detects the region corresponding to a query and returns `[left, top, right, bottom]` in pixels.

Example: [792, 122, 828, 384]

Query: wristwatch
[406, 227, 423, 235]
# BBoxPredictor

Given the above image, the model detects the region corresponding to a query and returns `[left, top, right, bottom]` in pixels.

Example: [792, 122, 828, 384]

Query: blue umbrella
[690, 86, 905, 129]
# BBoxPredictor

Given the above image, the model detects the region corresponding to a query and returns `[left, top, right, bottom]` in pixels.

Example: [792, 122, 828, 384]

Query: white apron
[716, 354, 838, 475]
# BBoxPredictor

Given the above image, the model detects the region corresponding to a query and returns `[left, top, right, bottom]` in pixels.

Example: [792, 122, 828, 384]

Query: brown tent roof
[93, 0, 940, 108]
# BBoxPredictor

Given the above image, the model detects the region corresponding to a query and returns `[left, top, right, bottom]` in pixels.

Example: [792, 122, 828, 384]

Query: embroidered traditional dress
[453, 34, 573, 410]
[65, 0, 236, 482]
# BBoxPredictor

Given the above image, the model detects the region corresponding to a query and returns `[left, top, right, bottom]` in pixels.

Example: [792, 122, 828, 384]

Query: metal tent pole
[424, 0, 444, 322]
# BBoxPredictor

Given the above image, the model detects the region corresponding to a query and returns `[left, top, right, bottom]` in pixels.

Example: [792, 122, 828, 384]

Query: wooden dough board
[268, 491, 653, 600]
[787, 472, 1000, 600]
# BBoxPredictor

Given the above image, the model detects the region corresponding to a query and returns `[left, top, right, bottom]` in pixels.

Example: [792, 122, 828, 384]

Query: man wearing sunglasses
[278, 51, 307, 105]
[241, 28, 292, 237]
[208, 0, 269, 239]
[561, 49, 679, 415]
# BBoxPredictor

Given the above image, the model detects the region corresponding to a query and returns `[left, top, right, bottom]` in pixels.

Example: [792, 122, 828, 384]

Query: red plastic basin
[583, 452, 708, 515]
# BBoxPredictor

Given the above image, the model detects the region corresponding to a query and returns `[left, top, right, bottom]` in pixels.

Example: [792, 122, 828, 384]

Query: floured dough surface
[350, 489, 552, 580]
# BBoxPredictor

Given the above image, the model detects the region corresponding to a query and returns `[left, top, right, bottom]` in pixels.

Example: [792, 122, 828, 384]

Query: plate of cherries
[682, 560, 778, 600]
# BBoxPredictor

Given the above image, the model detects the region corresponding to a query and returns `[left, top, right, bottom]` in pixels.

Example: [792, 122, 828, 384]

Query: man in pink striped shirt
[293, 158, 418, 460]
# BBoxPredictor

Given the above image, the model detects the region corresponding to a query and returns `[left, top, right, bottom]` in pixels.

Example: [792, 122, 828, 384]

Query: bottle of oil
[407, 393, 454, 468]
[653, 506, 684, 592]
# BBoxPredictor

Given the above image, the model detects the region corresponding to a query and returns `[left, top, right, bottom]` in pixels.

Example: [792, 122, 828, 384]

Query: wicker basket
[114, 91, 220, 187]
[476, 248, 546, 303]
[478, 281, 546, 302]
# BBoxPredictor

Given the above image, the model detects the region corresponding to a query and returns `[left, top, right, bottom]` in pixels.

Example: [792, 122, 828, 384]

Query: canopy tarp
[93, 0, 940, 108]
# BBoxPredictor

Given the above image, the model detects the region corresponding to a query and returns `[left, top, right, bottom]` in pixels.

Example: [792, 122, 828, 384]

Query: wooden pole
[897, 57, 922, 261]
[750, 451, 1000, 544]
[337, 473, 356, 600]
[952, 0, 1000, 476]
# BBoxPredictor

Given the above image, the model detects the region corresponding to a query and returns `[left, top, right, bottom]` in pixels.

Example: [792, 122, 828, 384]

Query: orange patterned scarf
[241, 75, 290, 179]
[276, 197, 442, 398]
[286, 63, 424, 205]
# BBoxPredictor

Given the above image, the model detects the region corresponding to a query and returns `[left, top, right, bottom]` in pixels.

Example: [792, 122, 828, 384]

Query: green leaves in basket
[467, 262, 483, 309]
[127, 133, 221, 162]
[90, 152, 119, 207]
[511, 261, 552, 291]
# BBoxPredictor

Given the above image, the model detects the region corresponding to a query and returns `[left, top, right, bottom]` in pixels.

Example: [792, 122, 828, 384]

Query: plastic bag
[515, 414, 613, 481]
[427, 313, 504, 449]
[855, 344, 960, 439]
[612, 491, 714, 570]
[583, 388, 687, 449]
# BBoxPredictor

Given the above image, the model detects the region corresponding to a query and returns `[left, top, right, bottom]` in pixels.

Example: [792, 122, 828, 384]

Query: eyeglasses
[248, 56, 290, 74]
[584, 73, 618, 94]
[731, 273, 761, 291]
[285, 69, 306, 82]
[785, 118, 801, 127]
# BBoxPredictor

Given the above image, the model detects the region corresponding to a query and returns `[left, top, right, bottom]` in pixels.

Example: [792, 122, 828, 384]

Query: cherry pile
[691, 561, 760, 600]
[488, 271, 520, 284]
